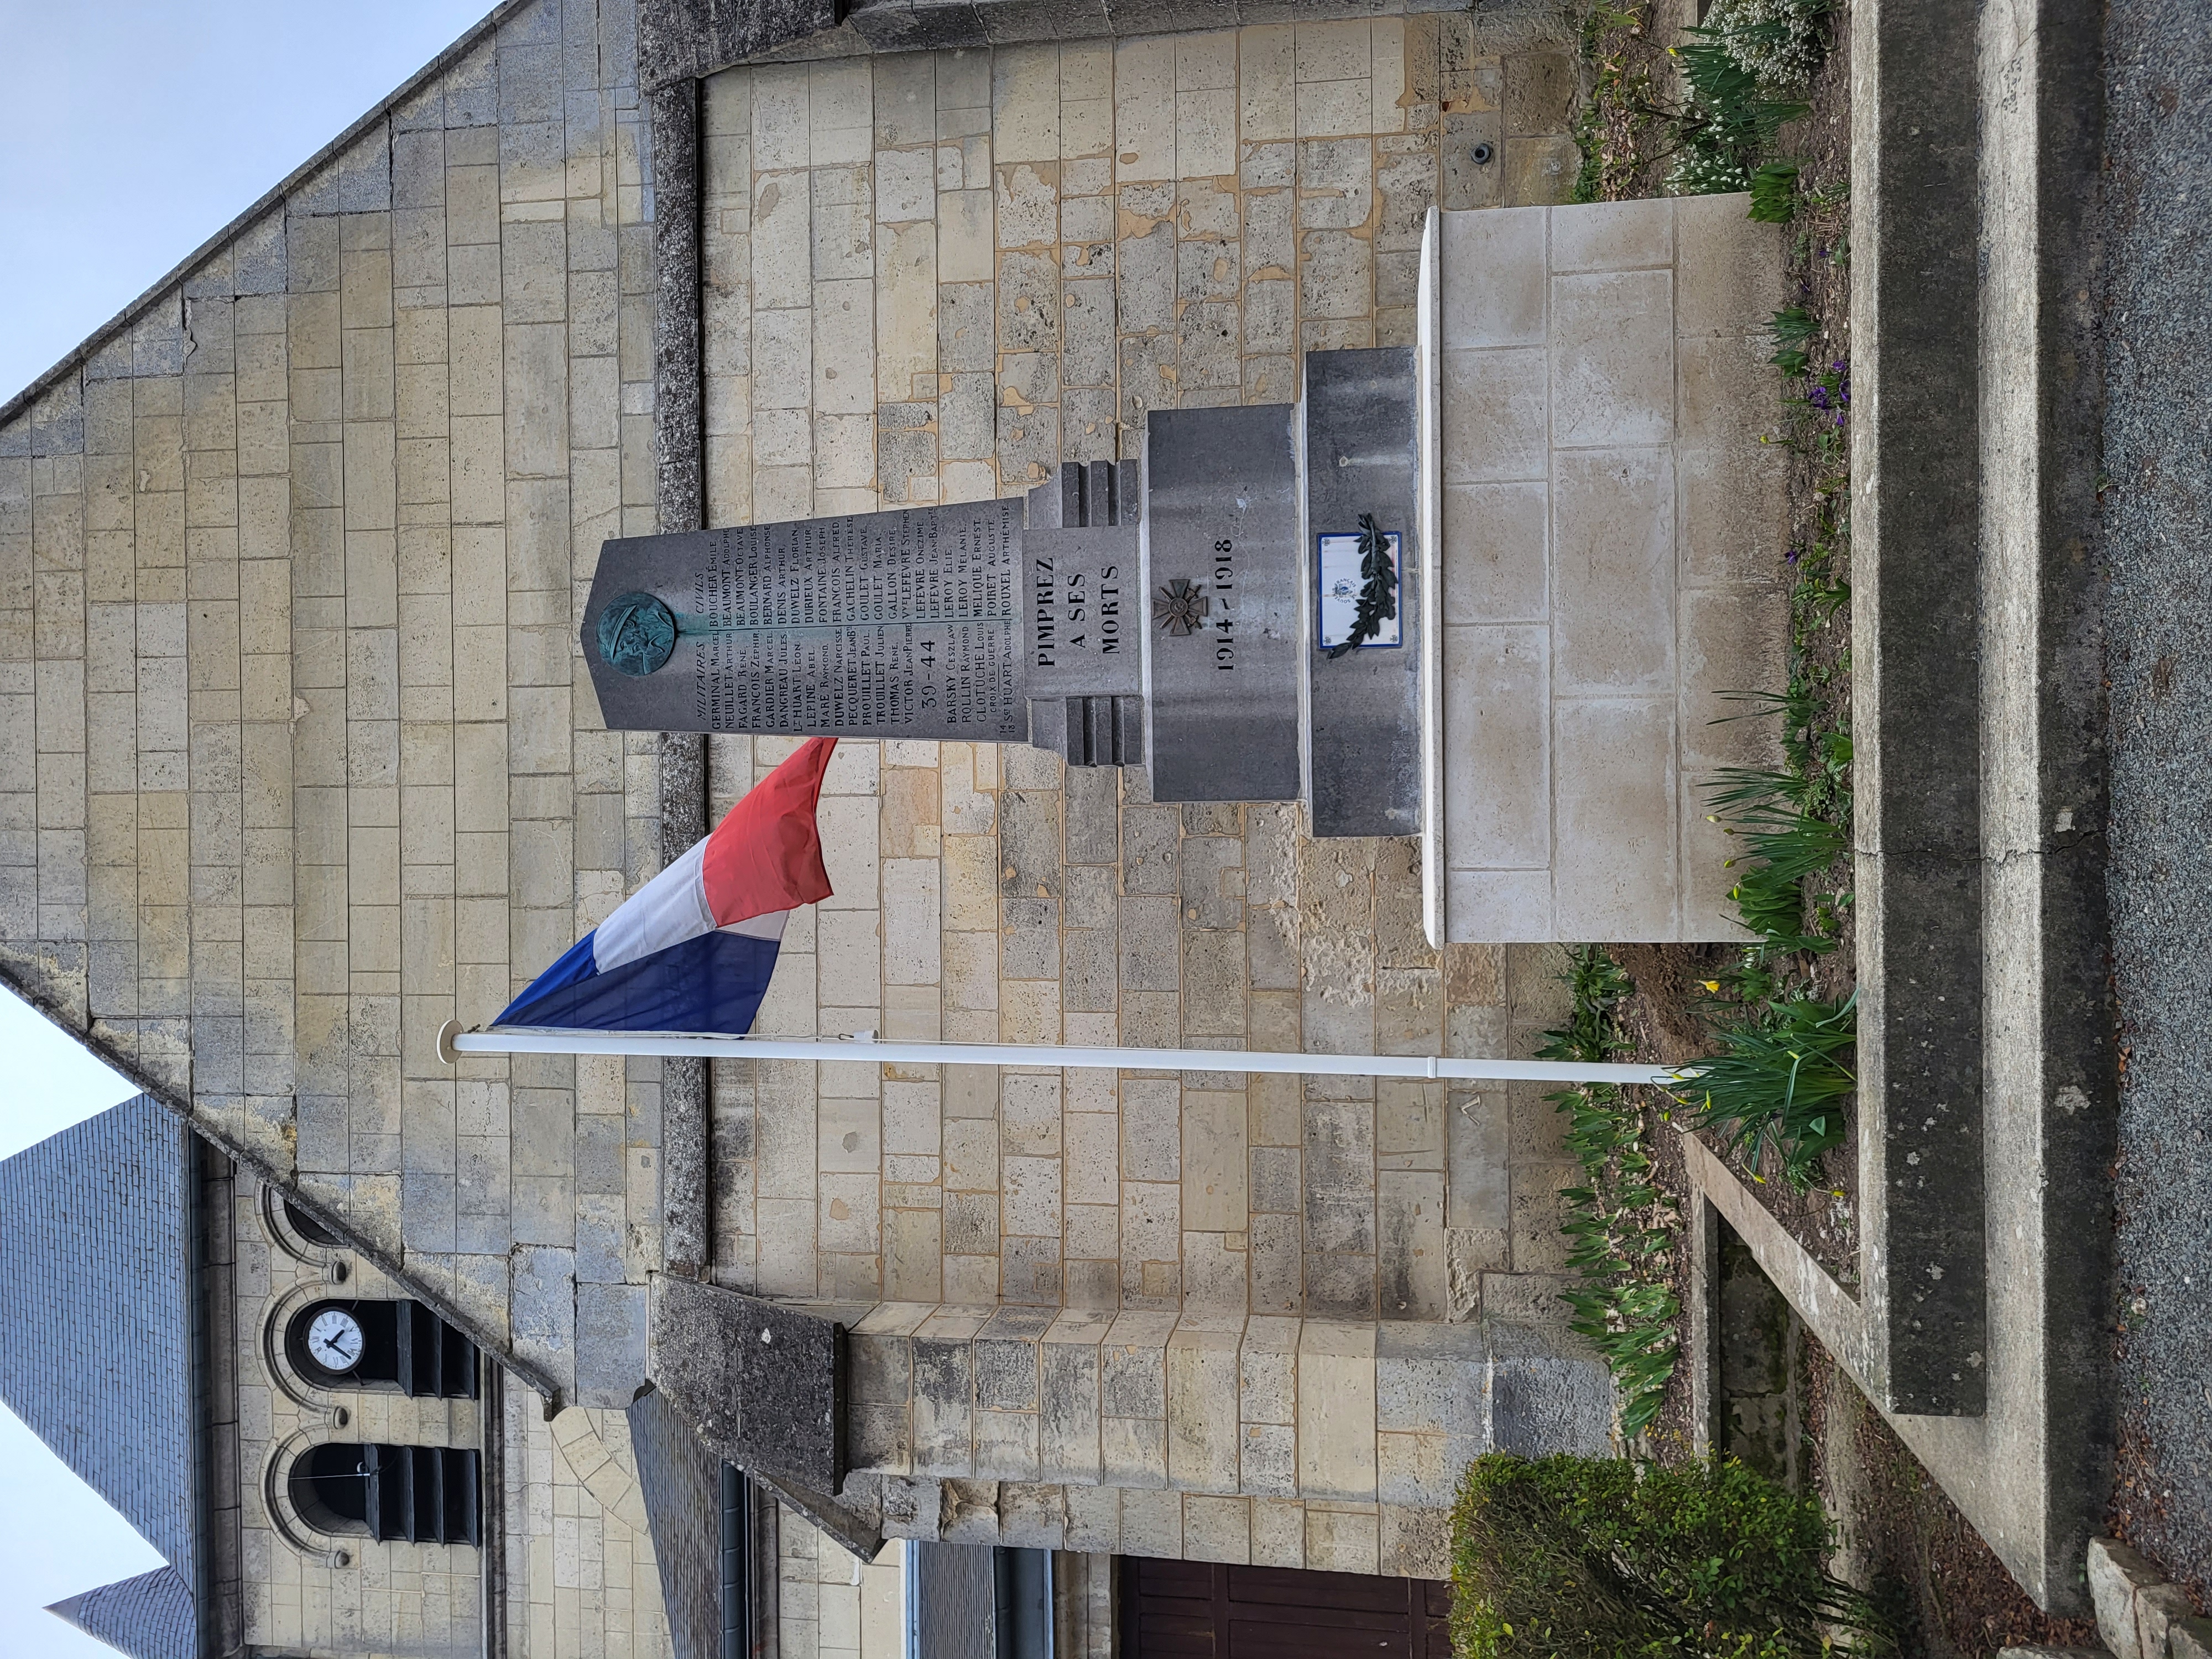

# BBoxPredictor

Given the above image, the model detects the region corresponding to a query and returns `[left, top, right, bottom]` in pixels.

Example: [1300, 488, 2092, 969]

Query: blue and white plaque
[1316, 530, 1404, 651]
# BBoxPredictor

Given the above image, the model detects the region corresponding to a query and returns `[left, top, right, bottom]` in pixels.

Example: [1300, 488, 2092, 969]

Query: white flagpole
[437, 1020, 1690, 1087]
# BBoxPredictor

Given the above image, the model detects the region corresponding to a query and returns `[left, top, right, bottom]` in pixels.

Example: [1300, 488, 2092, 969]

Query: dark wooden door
[1123, 1557, 1452, 1658]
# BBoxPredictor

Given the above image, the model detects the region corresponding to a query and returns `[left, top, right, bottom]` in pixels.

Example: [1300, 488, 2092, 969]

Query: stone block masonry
[0, 0, 668, 1426]
[0, 0, 1614, 1626]
[1433, 196, 1791, 943]
[691, 12, 1601, 1333]
[227, 1164, 675, 1659]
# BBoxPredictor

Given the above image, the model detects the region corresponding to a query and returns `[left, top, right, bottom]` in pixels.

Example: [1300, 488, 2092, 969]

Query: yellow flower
[1702, 980, 1721, 993]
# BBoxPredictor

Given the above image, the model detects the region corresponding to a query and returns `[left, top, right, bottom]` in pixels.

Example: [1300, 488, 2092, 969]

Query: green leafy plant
[1536, 950, 1679, 1439]
[1703, 681, 1851, 957]
[1666, 28, 1809, 195]
[1706, 747, 1848, 958]
[1683, 324, 1858, 1183]
[1674, 993, 1856, 1189]
[1704, 342, 1854, 972]
[1765, 305, 1817, 375]
[1542, 945, 1635, 1070]
[1566, 0, 1840, 215]
[1451, 1453, 1893, 1658]
[1665, 136, 1753, 197]
[1747, 159, 1801, 222]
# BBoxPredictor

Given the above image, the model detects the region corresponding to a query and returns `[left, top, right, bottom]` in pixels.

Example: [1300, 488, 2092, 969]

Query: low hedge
[1449, 1454, 1891, 1658]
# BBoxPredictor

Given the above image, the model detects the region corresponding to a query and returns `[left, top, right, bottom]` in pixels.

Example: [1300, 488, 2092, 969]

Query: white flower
[1703, 0, 1832, 91]
[1666, 146, 1752, 196]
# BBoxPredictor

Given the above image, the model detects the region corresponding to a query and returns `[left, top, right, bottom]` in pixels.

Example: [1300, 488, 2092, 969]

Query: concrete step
[1677, 0, 2111, 1617]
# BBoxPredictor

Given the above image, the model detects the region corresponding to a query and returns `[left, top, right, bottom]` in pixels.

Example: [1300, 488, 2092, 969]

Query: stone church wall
[0, 0, 669, 1407]
[0, 0, 1597, 1414]
[0, 0, 1615, 1627]
[231, 1164, 675, 1658]
[689, 12, 1595, 1341]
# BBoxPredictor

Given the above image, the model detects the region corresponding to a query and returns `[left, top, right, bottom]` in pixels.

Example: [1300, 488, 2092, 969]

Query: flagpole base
[436, 1018, 465, 1067]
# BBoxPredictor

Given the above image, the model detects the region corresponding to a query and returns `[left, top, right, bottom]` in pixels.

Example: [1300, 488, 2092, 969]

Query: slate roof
[0, 1095, 198, 1658]
[46, 1567, 197, 1659]
[627, 1386, 723, 1659]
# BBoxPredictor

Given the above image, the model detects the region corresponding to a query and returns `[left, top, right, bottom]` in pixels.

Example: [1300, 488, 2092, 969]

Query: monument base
[1416, 196, 1788, 945]
[576, 197, 1786, 944]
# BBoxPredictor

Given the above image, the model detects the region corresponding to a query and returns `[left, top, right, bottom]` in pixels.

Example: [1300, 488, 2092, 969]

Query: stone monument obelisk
[580, 347, 1421, 826]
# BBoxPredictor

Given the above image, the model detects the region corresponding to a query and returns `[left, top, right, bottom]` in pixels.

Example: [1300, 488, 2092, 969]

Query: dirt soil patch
[1809, 1338, 2104, 1657]
[1608, 940, 1857, 1425]
[1709, 1125, 1859, 1284]
[1573, 0, 1874, 1449]
[1573, 4, 1681, 202]
[1639, 1103, 1704, 1465]
[1625, 2, 1863, 1281]
[1709, 5, 1862, 1281]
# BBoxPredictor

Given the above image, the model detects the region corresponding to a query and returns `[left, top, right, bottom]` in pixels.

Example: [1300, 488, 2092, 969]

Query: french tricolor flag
[495, 738, 837, 1034]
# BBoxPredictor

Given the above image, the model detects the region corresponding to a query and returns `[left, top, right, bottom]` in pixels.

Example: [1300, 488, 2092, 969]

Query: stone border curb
[2089, 1538, 2212, 1659]
[1674, 0, 2112, 1614]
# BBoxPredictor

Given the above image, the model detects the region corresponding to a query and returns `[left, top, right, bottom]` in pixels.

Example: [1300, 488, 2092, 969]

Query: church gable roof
[627, 1387, 723, 1659]
[46, 1566, 197, 1659]
[0, 1096, 198, 1600]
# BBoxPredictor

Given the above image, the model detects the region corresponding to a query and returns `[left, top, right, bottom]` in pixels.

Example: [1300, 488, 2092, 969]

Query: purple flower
[1808, 385, 1830, 410]
[1786, 546, 1803, 565]
[1834, 409, 1845, 426]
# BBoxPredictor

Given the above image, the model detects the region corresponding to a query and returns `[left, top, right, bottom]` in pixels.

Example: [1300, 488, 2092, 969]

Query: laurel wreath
[1325, 513, 1398, 660]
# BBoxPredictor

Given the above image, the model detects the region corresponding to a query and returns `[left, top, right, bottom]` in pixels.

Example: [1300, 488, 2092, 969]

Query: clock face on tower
[305, 1308, 365, 1374]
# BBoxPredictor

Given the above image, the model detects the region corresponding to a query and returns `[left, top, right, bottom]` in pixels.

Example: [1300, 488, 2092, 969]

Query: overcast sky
[0, 0, 492, 401]
[0, 5, 494, 1649]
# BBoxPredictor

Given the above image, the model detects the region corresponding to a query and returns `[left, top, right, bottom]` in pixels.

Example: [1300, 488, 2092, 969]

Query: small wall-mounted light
[1470, 143, 1495, 165]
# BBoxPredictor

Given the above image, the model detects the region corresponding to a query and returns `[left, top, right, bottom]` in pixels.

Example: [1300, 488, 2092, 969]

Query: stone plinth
[1421, 196, 1790, 944]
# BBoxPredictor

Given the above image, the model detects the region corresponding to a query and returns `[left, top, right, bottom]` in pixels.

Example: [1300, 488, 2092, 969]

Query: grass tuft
[1766, 304, 1818, 374]
[1674, 993, 1856, 1190]
[1747, 159, 1802, 221]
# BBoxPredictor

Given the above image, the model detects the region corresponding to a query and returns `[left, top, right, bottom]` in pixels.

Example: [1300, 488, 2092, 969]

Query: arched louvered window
[288, 1443, 482, 1546]
[283, 1198, 345, 1249]
[284, 1300, 480, 1397]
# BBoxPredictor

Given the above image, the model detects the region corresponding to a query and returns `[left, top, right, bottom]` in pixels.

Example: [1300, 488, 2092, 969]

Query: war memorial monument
[0, 4, 1841, 1656]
